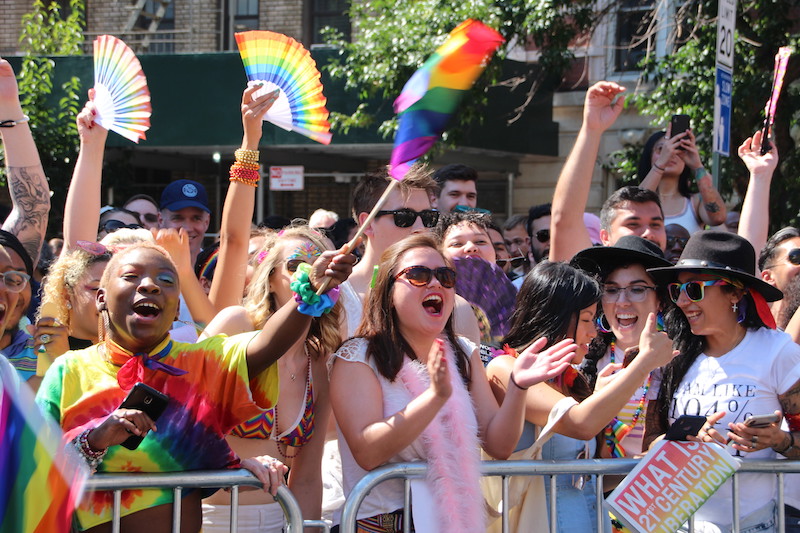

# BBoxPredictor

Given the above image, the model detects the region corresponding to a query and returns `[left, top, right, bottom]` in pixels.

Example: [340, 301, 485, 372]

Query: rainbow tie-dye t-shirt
[35, 332, 278, 530]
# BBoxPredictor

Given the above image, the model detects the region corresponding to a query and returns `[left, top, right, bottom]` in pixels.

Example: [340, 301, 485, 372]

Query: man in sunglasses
[160, 179, 212, 265]
[432, 163, 479, 213]
[759, 227, 800, 325]
[526, 203, 551, 262]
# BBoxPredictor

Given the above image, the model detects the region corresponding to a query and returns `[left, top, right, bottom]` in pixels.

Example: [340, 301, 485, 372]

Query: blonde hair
[100, 227, 155, 249]
[244, 224, 342, 358]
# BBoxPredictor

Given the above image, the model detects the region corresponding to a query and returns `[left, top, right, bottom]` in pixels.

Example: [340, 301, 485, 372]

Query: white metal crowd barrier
[339, 459, 800, 533]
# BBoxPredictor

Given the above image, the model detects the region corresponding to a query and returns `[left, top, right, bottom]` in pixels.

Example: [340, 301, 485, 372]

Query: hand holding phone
[744, 413, 780, 428]
[669, 114, 691, 139]
[118, 382, 169, 450]
[665, 414, 706, 441]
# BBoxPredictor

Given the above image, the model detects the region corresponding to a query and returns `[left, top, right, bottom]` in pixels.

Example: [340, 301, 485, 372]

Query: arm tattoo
[778, 380, 800, 458]
[704, 202, 720, 214]
[3, 165, 50, 262]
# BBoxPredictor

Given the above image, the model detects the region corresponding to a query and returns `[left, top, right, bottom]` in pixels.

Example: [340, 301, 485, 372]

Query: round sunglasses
[375, 209, 439, 228]
[394, 265, 456, 289]
[667, 279, 731, 303]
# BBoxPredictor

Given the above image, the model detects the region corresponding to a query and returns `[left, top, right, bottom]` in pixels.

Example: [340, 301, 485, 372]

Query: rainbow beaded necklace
[603, 341, 651, 458]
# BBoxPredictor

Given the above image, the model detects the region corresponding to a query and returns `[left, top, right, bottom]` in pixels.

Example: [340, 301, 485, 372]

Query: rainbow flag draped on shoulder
[0, 357, 88, 533]
[389, 19, 505, 180]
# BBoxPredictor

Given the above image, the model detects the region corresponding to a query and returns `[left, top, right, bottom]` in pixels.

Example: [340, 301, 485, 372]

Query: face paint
[288, 242, 322, 263]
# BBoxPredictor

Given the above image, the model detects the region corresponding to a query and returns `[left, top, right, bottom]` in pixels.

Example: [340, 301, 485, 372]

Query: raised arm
[208, 86, 279, 311]
[62, 94, 108, 249]
[680, 130, 726, 226]
[737, 130, 778, 255]
[550, 81, 626, 262]
[0, 57, 50, 262]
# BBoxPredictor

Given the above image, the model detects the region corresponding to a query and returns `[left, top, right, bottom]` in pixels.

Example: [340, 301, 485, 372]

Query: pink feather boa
[396, 338, 485, 532]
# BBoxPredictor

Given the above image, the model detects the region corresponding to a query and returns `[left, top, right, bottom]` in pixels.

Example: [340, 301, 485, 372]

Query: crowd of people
[2, 49, 800, 533]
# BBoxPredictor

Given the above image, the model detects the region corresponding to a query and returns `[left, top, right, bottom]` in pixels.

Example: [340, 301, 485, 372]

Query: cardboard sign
[606, 441, 739, 533]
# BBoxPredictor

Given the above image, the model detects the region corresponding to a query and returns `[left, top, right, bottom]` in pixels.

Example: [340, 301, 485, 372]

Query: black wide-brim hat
[572, 235, 672, 276]
[647, 230, 783, 302]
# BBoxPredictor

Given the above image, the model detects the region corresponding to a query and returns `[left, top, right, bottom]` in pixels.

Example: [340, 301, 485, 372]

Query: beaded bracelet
[230, 165, 260, 187]
[234, 160, 260, 171]
[234, 148, 259, 164]
[290, 262, 339, 317]
[73, 428, 107, 473]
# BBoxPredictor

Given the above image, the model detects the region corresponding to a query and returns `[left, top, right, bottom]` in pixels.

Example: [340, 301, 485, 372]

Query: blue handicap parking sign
[714, 67, 732, 156]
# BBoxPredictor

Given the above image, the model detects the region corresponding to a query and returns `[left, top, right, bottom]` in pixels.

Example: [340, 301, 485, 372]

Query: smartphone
[670, 114, 691, 138]
[118, 382, 169, 450]
[744, 413, 780, 428]
[665, 414, 706, 441]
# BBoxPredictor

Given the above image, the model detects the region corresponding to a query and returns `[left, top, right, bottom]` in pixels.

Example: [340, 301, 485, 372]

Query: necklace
[603, 341, 651, 458]
[274, 345, 311, 461]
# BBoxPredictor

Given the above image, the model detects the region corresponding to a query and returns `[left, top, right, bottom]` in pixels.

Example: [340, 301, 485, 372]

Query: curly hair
[38, 247, 113, 330]
[243, 224, 342, 359]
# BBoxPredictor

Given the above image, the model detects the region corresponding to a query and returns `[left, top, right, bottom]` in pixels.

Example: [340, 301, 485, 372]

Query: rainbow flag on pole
[0, 358, 88, 533]
[389, 19, 504, 180]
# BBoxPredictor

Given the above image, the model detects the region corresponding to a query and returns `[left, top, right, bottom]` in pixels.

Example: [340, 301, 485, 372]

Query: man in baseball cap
[160, 179, 211, 264]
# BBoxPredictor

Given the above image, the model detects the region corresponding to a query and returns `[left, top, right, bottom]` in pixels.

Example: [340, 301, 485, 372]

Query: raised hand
[76, 89, 108, 146]
[635, 313, 678, 371]
[0, 56, 23, 117]
[511, 337, 577, 389]
[427, 339, 451, 400]
[594, 361, 623, 393]
[653, 129, 684, 171]
[738, 130, 778, 178]
[583, 81, 626, 133]
[154, 227, 192, 275]
[29, 317, 70, 359]
[677, 129, 704, 170]
[241, 84, 279, 148]
[309, 246, 356, 292]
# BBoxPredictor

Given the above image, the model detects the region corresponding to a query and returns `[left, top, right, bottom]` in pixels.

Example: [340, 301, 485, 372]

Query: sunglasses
[534, 229, 550, 243]
[140, 213, 159, 224]
[394, 265, 456, 289]
[376, 209, 439, 228]
[764, 248, 800, 270]
[286, 259, 309, 273]
[602, 285, 656, 303]
[0, 270, 30, 293]
[668, 279, 731, 303]
[666, 236, 689, 248]
[100, 220, 143, 234]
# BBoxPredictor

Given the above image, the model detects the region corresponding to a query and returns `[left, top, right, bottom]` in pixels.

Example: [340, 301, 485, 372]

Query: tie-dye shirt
[35, 332, 278, 530]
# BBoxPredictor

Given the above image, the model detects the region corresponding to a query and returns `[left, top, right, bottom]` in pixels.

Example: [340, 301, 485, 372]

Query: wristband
[776, 432, 795, 454]
[290, 262, 339, 317]
[694, 167, 708, 181]
[0, 115, 30, 128]
[652, 162, 665, 172]
[509, 372, 529, 391]
[73, 428, 107, 473]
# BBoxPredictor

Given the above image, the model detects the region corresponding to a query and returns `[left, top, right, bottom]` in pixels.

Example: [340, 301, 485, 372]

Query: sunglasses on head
[376, 209, 439, 228]
[764, 248, 800, 270]
[100, 220, 143, 234]
[667, 279, 732, 303]
[394, 265, 456, 289]
[534, 229, 550, 243]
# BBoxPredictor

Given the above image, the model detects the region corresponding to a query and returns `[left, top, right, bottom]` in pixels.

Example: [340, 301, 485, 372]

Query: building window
[222, 0, 260, 50]
[309, 0, 350, 45]
[136, 0, 176, 53]
[614, 0, 655, 71]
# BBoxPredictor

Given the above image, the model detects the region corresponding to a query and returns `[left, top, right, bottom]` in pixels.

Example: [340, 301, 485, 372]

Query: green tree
[322, 0, 599, 140]
[609, 0, 800, 231]
[1, 0, 84, 233]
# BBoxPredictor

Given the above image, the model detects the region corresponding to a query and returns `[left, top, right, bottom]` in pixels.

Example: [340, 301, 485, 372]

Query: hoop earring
[596, 315, 612, 334]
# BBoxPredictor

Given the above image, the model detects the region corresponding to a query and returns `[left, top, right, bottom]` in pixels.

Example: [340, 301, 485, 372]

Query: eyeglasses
[394, 265, 456, 289]
[0, 270, 30, 293]
[534, 229, 550, 243]
[668, 279, 731, 303]
[99, 220, 143, 234]
[764, 248, 800, 270]
[375, 209, 439, 228]
[666, 236, 689, 248]
[602, 285, 657, 303]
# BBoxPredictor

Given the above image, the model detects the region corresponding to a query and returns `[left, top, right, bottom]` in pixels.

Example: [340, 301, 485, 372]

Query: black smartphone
[665, 415, 706, 441]
[744, 413, 780, 428]
[670, 114, 691, 138]
[118, 382, 169, 450]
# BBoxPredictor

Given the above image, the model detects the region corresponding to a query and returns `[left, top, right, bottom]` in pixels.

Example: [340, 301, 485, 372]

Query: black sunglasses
[140, 213, 159, 224]
[534, 229, 550, 243]
[765, 248, 800, 269]
[666, 236, 689, 248]
[376, 209, 439, 228]
[99, 220, 143, 234]
[394, 265, 456, 289]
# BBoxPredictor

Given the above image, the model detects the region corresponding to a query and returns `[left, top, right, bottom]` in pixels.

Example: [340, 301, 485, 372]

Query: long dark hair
[503, 261, 601, 401]
[638, 131, 693, 199]
[655, 285, 770, 429]
[356, 234, 470, 383]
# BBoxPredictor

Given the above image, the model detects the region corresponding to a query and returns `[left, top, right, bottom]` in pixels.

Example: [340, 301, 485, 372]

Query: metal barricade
[339, 459, 800, 533]
[85, 469, 310, 533]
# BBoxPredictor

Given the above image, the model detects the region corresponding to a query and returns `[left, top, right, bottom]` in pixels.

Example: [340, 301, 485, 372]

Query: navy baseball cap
[160, 179, 211, 213]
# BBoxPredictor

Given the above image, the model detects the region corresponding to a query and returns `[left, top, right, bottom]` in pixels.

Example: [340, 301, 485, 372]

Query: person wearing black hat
[572, 235, 674, 461]
[160, 178, 212, 265]
[645, 230, 800, 531]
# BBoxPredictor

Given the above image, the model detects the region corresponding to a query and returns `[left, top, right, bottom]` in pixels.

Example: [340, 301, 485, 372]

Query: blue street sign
[714, 67, 732, 156]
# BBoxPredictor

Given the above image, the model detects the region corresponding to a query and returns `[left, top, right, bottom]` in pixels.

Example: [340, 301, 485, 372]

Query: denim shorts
[680, 500, 776, 533]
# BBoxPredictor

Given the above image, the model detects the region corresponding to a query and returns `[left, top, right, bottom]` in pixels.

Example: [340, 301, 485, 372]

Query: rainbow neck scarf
[104, 337, 186, 390]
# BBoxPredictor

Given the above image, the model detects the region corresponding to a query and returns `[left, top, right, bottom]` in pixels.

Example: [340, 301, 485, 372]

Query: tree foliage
[322, 0, 599, 140]
[609, 0, 800, 231]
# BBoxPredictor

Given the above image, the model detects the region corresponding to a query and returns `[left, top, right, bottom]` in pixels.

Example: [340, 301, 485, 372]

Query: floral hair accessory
[257, 250, 269, 264]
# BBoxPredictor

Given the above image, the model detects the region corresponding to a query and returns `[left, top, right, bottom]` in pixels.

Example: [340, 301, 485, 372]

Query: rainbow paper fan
[235, 31, 332, 145]
[92, 35, 152, 143]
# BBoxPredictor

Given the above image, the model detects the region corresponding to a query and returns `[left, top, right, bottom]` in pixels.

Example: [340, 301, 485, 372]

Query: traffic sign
[713, 67, 732, 156]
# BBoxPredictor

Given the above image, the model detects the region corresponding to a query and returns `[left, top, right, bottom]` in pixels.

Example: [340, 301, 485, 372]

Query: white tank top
[664, 196, 702, 234]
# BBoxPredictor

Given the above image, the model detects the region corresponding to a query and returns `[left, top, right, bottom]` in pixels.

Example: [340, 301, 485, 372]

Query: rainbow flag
[0, 358, 88, 533]
[389, 20, 504, 180]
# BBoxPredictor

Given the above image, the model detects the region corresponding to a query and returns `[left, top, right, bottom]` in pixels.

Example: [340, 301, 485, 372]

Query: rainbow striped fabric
[389, 20, 504, 180]
[0, 356, 88, 533]
[35, 333, 278, 530]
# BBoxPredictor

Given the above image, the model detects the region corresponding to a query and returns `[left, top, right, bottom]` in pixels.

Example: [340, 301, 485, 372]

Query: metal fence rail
[339, 459, 800, 533]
